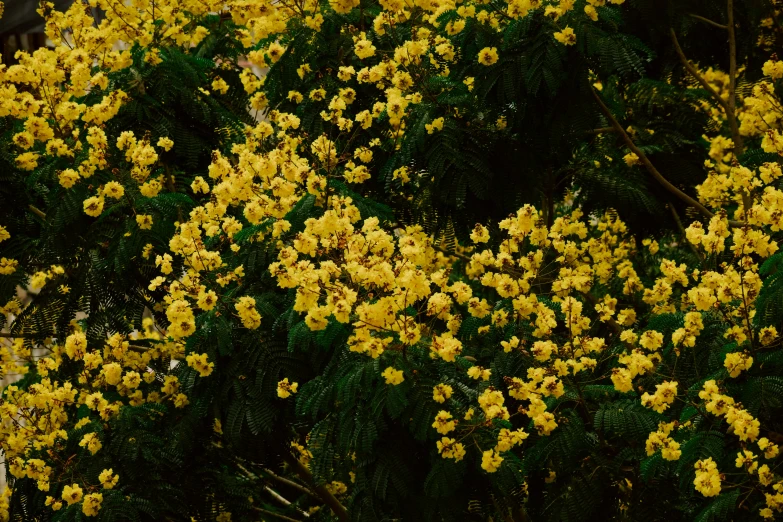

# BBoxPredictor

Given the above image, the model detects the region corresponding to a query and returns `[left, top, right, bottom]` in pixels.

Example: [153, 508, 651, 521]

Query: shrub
[2, 0, 783, 521]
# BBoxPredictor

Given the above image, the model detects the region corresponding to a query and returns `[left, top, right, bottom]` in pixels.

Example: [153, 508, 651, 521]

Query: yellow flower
[15, 151, 40, 170]
[432, 411, 456, 434]
[470, 224, 490, 243]
[79, 433, 102, 455]
[433, 383, 453, 403]
[477, 47, 499, 66]
[693, 458, 721, 497]
[136, 214, 153, 230]
[436, 437, 466, 461]
[425, 117, 444, 134]
[186, 353, 214, 377]
[354, 38, 376, 59]
[758, 437, 780, 459]
[277, 378, 299, 398]
[83, 196, 105, 217]
[759, 326, 778, 346]
[99, 469, 119, 489]
[724, 351, 753, 378]
[173, 393, 190, 408]
[122, 371, 141, 389]
[638, 330, 663, 351]
[481, 449, 503, 472]
[61, 483, 83, 505]
[611, 367, 633, 393]
[763, 59, 783, 79]
[166, 299, 196, 338]
[102, 181, 125, 199]
[156, 136, 174, 151]
[641, 381, 678, 413]
[212, 77, 229, 94]
[0, 257, 18, 275]
[496, 428, 528, 452]
[623, 152, 640, 166]
[58, 168, 80, 188]
[467, 366, 491, 381]
[381, 366, 404, 385]
[235, 296, 261, 329]
[45, 496, 63, 511]
[65, 332, 88, 360]
[554, 26, 576, 46]
[735, 449, 757, 471]
[191, 176, 209, 194]
[82, 493, 103, 517]
[197, 289, 218, 311]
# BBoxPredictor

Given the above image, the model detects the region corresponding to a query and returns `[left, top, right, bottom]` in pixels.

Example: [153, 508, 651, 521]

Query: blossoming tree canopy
[2, 0, 783, 520]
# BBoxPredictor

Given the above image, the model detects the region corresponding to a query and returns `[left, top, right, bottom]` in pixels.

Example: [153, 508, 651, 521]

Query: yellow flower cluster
[645, 422, 681, 461]
[694, 458, 722, 497]
[3, 0, 783, 514]
[640, 381, 677, 413]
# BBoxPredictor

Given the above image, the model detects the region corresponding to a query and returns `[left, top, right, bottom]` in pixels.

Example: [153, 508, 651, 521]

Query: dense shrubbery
[3, 0, 783, 520]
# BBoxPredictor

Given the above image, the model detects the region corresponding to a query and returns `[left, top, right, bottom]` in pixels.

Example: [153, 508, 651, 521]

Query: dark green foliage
[694, 490, 741, 522]
[595, 400, 661, 440]
[4, 0, 783, 521]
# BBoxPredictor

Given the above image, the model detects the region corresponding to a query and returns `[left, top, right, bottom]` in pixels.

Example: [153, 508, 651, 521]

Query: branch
[671, 17, 751, 212]
[236, 461, 311, 519]
[28, 205, 47, 221]
[688, 13, 728, 30]
[590, 88, 717, 221]
[262, 468, 319, 499]
[670, 29, 731, 116]
[585, 127, 617, 135]
[284, 454, 349, 522]
[127, 344, 153, 353]
[264, 485, 310, 518]
[726, 0, 744, 157]
[265, 485, 294, 507]
[251, 507, 303, 522]
[724, 0, 752, 212]
[0, 332, 48, 339]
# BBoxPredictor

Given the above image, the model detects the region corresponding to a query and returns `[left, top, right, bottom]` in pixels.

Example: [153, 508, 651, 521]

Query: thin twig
[688, 13, 728, 30]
